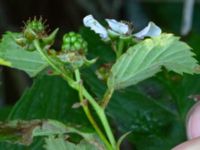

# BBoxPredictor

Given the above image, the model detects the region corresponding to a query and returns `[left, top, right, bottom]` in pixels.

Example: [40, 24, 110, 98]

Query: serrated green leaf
[0, 32, 48, 77]
[108, 33, 199, 89]
[80, 29, 200, 150]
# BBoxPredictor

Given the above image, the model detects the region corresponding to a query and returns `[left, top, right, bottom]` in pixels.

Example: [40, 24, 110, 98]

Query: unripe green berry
[62, 44, 71, 51]
[63, 37, 70, 43]
[69, 32, 75, 36]
[74, 42, 81, 50]
[62, 32, 88, 54]
[23, 18, 46, 41]
[71, 37, 77, 43]
[82, 42, 87, 49]
[26, 19, 45, 34]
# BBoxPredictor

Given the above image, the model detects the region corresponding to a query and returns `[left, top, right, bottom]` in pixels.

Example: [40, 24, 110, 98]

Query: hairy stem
[34, 40, 76, 88]
[80, 87, 116, 149]
[74, 69, 112, 150]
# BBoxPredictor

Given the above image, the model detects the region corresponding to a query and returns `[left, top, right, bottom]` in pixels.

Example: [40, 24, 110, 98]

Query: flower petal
[134, 22, 161, 39]
[106, 19, 129, 35]
[83, 15, 108, 39]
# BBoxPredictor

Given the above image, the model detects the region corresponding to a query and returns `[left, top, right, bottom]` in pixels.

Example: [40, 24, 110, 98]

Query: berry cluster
[62, 32, 88, 54]
[23, 18, 46, 41]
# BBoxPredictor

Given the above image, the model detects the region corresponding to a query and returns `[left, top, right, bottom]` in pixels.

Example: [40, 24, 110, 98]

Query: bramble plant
[0, 15, 199, 150]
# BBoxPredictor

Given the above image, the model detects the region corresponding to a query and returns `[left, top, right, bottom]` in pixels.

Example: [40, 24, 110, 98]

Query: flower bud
[95, 64, 111, 81]
[15, 37, 27, 47]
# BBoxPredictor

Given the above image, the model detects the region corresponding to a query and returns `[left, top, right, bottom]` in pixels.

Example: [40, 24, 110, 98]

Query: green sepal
[42, 28, 59, 45]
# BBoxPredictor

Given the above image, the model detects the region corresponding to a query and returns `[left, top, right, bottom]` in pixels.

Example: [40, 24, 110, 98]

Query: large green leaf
[0, 32, 48, 77]
[107, 89, 184, 150]
[7, 76, 87, 124]
[108, 34, 199, 89]
[157, 73, 199, 120]
[0, 106, 12, 121]
[80, 29, 200, 149]
[0, 75, 89, 149]
[81, 69, 198, 150]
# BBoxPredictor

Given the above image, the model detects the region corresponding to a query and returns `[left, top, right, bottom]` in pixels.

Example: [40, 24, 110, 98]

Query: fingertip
[172, 137, 200, 150]
[186, 101, 200, 139]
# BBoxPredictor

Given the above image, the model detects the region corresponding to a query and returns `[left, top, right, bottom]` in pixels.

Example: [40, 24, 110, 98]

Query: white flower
[133, 22, 162, 39]
[83, 15, 108, 39]
[105, 19, 129, 35]
[83, 15, 162, 40]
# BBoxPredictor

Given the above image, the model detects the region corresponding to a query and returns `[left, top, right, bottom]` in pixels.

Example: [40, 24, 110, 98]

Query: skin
[172, 101, 200, 150]
[172, 137, 200, 150]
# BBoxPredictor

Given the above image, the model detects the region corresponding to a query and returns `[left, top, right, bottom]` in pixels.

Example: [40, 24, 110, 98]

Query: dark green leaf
[0, 75, 89, 149]
[80, 27, 115, 64]
[0, 106, 12, 121]
[8, 76, 88, 124]
[82, 69, 197, 150]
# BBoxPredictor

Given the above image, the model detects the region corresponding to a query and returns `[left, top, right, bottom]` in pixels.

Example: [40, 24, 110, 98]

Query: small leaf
[0, 32, 48, 77]
[116, 131, 131, 150]
[0, 119, 94, 146]
[0, 120, 43, 145]
[108, 33, 199, 89]
[44, 135, 105, 150]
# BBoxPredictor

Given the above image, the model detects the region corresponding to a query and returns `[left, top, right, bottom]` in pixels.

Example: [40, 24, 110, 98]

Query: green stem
[74, 69, 112, 150]
[81, 87, 116, 149]
[116, 39, 124, 59]
[75, 69, 116, 149]
[34, 40, 116, 149]
[34, 40, 76, 88]
[101, 88, 114, 109]
[34, 40, 60, 73]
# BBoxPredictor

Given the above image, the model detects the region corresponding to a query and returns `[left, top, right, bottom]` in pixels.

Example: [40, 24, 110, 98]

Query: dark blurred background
[0, 0, 200, 107]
